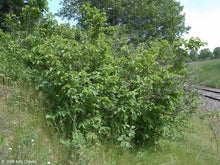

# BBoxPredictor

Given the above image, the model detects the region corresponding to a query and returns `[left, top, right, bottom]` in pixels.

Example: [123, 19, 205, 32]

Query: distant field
[189, 59, 220, 89]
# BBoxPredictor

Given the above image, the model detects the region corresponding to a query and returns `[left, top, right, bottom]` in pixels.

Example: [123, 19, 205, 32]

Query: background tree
[199, 48, 213, 60]
[213, 47, 220, 59]
[57, 0, 189, 44]
[0, 0, 48, 32]
[189, 50, 199, 61]
[0, 0, 24, 30]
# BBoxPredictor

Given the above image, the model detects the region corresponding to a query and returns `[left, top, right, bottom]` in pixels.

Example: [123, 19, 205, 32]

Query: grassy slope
[189, 59, 220, 89]
[0, 83, 220, 164]
[0, 84, 71, 164]
[89, 116, 220, 165]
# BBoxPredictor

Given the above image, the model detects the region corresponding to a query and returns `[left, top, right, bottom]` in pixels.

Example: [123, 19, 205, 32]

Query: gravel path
[199, 87, 220, 112]
[200, 96, 220, 112]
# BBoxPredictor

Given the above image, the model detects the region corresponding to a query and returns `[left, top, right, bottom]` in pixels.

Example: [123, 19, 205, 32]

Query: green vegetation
[188, 47, 220, 62]
[213, 47, 220, 59]
[0, 4, 203, 148]
[1, 85, 220, 164]
[199, 48, 213, 61]
[58, 0, 189, 44]
[190, 59, 220, 88]
[0, 0, 48, 33]
[0, 84, 69, 164]
[88, 116, 220, 165]
[1, 0, 219, 164]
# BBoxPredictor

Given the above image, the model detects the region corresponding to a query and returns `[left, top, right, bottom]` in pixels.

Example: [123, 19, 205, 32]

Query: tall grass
[82, 114, 220, 165]
[0, 83, 70, 165]
[189, 59, 220, 88]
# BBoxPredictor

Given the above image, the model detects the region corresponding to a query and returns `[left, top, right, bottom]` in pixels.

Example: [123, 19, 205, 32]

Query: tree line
[188, 47, 220, 62]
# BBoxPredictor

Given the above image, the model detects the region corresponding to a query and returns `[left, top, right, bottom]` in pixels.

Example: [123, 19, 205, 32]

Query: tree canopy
[58, 0, 189, 44]
[213, 47, 220, 59]
[189, 50, 199, 61]
[0, 0, 24, 29]
[199, 48, 213, 60]
[0, 0, 48, 32]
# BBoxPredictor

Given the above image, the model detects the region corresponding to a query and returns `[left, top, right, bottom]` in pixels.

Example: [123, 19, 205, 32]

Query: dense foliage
[0, 0, 48, 32]
[188, 46, 220, 62]
[0, 0, 24, 28]
[0, 3, 203, 148]
[213, 47, 220, 59]
[0, 30, 30, 84]
[58, 0, 189, 44]
[199, 48, 213, 60]
[189, 50, 199, 62]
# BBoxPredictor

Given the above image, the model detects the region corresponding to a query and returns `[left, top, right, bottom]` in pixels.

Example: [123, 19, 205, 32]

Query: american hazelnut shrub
[0, 5, 203, 148]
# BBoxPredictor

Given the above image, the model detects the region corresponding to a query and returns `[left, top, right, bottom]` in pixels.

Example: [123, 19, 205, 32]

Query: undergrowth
[1, 84, 219, 164]
[0, 83, 71, 164]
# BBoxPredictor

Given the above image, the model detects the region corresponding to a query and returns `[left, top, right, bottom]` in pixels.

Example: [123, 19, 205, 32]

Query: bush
[0, 29, 31, 84]
[1, 5, 201, 148]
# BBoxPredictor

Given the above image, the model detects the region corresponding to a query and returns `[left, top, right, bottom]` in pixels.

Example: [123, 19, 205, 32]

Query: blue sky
[48, 0, 220, 51]
[47, 0, 65, 24]
[180, 0, 220, 11]
[48, 0, 61, 14]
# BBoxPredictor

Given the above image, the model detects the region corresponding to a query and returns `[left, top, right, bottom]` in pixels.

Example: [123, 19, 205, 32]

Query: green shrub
[21, 6, 201, 148]
[0, 5, 202, 148]
[0, 29, 31, 85]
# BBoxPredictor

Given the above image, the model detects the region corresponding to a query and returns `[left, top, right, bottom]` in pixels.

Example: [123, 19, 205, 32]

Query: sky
[47, 0, 64, 23]
[180, 0, 220, 51]
[48, 0, 61, 15]
[48, 0, 220, 52]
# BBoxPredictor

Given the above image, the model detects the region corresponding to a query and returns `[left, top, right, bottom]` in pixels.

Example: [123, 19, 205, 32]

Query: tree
[189, 50, 199, 61]
[0, 0, 24, 30]
[57, 0, 189, 44]
[0, 0, 48, 32]
[199, 48, 213, 60]
[213, 47, 220, 59]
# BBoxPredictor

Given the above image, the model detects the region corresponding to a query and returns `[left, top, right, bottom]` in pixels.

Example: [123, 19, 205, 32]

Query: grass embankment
[189, 59, 220, 89]
[0, 83, 220, 164]
[0, 83, 70, 164]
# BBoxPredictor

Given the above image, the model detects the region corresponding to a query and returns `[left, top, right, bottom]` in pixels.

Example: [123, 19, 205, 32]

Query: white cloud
[183, 9, 220, 51]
